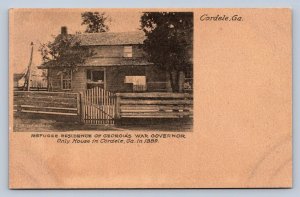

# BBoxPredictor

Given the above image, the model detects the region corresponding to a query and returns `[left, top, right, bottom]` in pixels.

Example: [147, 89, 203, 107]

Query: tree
[140, 12, 193, 92]
[39, 33, 94, 73]
[81, 12, 110, 33]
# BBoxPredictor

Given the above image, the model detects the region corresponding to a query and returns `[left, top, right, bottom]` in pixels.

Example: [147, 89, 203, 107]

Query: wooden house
[38, 27, 174, 93]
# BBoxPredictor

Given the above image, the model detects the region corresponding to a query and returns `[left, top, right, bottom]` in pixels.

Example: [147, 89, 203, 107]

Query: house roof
[38, 31, 151, 69]
[76, 31, 146, 46]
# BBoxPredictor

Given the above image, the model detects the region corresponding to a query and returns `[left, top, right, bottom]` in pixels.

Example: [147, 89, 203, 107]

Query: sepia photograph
[11, 10, 193, 132]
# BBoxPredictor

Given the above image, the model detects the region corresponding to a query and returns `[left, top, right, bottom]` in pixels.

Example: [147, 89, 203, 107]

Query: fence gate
[83, 87, 115, 125]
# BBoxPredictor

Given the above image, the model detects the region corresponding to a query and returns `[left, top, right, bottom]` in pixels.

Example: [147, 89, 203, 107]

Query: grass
[13, 114, 192, 132]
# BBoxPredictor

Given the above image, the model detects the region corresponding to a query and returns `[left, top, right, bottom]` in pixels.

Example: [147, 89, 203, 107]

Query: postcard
[9, 8, 292, 188]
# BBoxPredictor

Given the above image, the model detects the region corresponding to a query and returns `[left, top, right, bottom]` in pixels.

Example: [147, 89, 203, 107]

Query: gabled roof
[76, 31, 146, 46]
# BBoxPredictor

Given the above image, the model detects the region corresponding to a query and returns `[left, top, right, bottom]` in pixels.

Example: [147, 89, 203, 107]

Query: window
[125, 76, 146, 91]
[87, 70, 104, 83]
[123, 46, 133, 58]
[87, 70, 105, 89]
[61, 70, 72, 90]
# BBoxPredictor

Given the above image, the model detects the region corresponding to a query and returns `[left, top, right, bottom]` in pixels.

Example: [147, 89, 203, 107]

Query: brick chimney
[61, 26, 68, 35]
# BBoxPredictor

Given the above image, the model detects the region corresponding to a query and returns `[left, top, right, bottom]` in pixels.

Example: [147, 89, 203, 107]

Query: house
[39, 27, 192, 93]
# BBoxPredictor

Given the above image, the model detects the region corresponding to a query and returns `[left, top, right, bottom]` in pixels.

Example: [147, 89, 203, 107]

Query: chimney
[61, 26, 68, 35]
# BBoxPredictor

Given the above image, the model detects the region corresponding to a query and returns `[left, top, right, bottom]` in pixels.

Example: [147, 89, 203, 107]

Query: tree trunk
[178, 71, 185, 93]
[166, 72, 172, 92]
[168, 70, 173, 92]
[169, 70, 179, 92]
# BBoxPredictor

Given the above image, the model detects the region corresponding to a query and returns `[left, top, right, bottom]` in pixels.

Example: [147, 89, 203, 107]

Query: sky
[12, 9, 142, 73]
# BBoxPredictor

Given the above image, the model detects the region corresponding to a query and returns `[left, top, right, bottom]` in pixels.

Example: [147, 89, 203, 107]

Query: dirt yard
[13, 115, 193, 132]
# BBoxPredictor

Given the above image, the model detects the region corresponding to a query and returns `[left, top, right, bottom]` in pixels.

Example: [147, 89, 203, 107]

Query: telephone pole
[23, 42, 34, 91]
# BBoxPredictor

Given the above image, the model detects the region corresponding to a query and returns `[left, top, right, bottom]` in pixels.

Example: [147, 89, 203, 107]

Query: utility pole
[23, 42, 34, 91]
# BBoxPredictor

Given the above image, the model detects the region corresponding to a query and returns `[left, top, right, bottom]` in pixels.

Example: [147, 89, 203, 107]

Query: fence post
[79, 92, 84, 123]
[115, 93, 121, 119]
[76, 92, 80, 122]
[16, 105, 22, 112]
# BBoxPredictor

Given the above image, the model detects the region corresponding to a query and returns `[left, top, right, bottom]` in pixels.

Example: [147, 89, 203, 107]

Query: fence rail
[13, 91, 80, 121]
[13, 90, 193, 124]
[14, 87, 48, 91]
[116, 92, 193, 119]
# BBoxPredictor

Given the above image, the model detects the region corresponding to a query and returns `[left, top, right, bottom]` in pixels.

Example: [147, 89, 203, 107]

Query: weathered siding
[47, 65, 166, 93]
[46, 44, 167, 93]
[72, 68, 86, 93]
[48, 68, 86, 93]
[90, 45, 144, 58]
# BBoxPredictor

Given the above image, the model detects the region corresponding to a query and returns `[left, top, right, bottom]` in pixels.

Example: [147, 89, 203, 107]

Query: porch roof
[38, 57, 153, 69]
[84, 57, 153, 66]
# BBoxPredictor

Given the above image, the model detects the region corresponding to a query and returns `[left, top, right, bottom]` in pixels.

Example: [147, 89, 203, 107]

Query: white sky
[12, 9, 142, 73]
